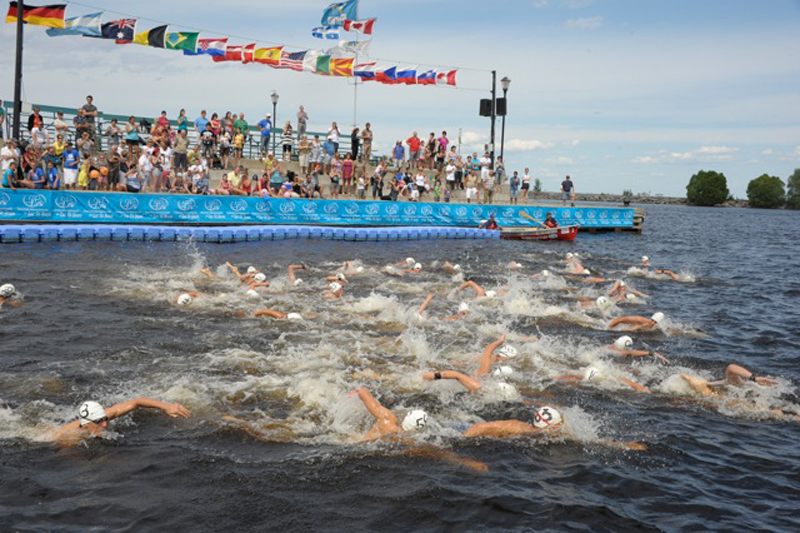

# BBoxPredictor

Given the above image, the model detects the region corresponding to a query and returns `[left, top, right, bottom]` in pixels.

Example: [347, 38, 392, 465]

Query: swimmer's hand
[621, 442, 647, 451]
[653, 352, 671, 365]
[164, 403, 191, 418]
[755, 377, 779, 386]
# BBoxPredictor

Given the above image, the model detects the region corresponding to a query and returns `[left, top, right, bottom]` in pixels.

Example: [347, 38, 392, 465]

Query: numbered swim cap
[614, 335, 633, 350]
[413, 263, 422, 271]
[254, 273, 267, 283]
[497, 382, 518, 400]
[177, 293, 193, 306]
[286, 313, 303, 320]
[402, 409, 429, 431]
[583, 366, 602, 382]
[641, 256, 649, 262]
[0, 283, 16, 298]
[247, 266, 257, 274]
[595, 296, 612, 309]
[336, 272, 347, 281]
[492, 365, 514, 377]
[651, 312, 665, 324]
[329, 282, 343, 293]
[533, 406, 562, 429]
[78, 401, 106, 426]
[485, 290, 497, 298]
[497, 345, 518, 359]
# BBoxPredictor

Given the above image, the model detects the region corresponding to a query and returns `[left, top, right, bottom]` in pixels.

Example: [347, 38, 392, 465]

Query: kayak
[500, 224, 579, 241]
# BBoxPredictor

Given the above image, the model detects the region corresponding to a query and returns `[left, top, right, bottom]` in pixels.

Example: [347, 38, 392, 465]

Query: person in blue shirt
[29, 166, 45, 189]
[321, 140, 335, 174]
[194, 110, 209, 135]
[2, 161, 18, 190]
[46, 161, 60, 190]
[269, 163, 284, 193]
[392, 141, 405, 169]
[194, 174, 209, 195]
[257, 113, 272, 158]
[62, 142, 80, 190]
[509, 171, 520, 205]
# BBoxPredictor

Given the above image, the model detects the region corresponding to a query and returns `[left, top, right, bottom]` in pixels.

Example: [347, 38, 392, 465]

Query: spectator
[157, 110, 170, 131]
[414, 170, 427, 199]
[561, 175, 575, 206]
[220, 111, 232, 135]
[445, 159, 456, 193]
[62, 141, 79, 190]
[425, 132, 436, 170]
[82, 95, 98, 140]
[392, 141, 405, 170]
[327, 122, 341, 153]
[219, 129, 231, 170]
[406, 131, 421, 170]
[173, 130, 189, 172]
[46, 160, 60, 190]
[464, 170, 478, 204]
[124, 116, 140, 166]
[232, 128, 245, 169]
[74, 108, 90, 140]
[310, 135, 322, 170]
[42, 145, 60, 174]
[31, 123, 49, 152]
[436, 131, 449, 170]
[296, 105, 308, 137]
[53, 134, 66, 158]
[176, 108, 189, 133]
[104, 118, 121, 146]
[1, 160, 18, 190]
[479, 151, 491, 182]
[105, 145, 121, 192]
[123, 167, 141, 193]
[454, 157, 464, 191]
[482, 170, 496, 205]
[27, 106, 44, 133]
[53, 111, 70, 139]
[209, 113, 221, 138]
[170, 171, 188, 193]
[0, 106, 5, 141]
[298, 134, 310, 174]
[356, 170, 366, 200]
[257, 113, 272, 158]
[509, 171, 520, 205]
[322, 138, 335, 174]
[341, 153, 354, 195]
[262, 151, 276, 176]
[200, 124, 215, 161]
[194, 171, 209, 195]
[281, 121, 293, 161]
[269, 162, 284, 194]
[351, 126, 360, 160]
[495, 155, 505, 188]
[521, 167, 531, 203]
[360, 123, 373, 162]
[329, 153, 341, 199]
[234, 113, 248, 136]
[194, 110, 209, 134]
[77, 131, 95, 159]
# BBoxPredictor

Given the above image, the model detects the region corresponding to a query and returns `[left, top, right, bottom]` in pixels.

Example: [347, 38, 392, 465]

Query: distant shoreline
[533, 192, 750, 208]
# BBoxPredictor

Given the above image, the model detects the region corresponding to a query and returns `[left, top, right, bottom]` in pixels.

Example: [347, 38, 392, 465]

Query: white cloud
[793, 146, 800, 157]
[504, 139, 554, 151]
[545, 156, 575, 165]
[632, 146, 739, 164]
[762, 148, 774, 155]
[532, 0, 549, 8]
[565, 16, 604, 30]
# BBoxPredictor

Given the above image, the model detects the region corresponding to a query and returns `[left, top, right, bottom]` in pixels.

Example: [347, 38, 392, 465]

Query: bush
[533, 178, 542, 194]
[686, 170, 729, 206]
[787, 168, 800, 210]
[746, 174, 785, 208]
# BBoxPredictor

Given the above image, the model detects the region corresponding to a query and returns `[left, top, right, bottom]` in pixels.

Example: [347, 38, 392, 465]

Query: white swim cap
[642, 256, 649, 262]
[254, 273, 267, 283]
[329, 282, 343, 293]
[619, 280, 626, 287]
[492, 365, 514, 378]
[626, 293, 638, 300]
[596, 296, 612, 309]
[458, 302, 470, 313]
[533, 406, 562, 429]
[247, 266, 257, 274]
[497, 382, 518, 400]
[246, 289, 259, 299]
[541, 270, 551, 277]
[356, 266, 364, 273]
[583, 366, 602, 382]
[286, 312, 303, 320]
[336, 272, 346, 281]
[614, 335, 634, 350]
[0, 283, 16, 298]
[294, 278, 304, 286]
[78, 401, 106, 426]
[497, 345, 518, 359]
[566, 253, 574, 259]
[402, 409, 429, 431]
[582, 269, 591, 276]
[485, 290, 497, 298]
[406, 257, 415, 266]
[454, 264, 461, 271]
[413, 262, 422, 271]
[177, 293, 193, 306]
[651, 312, 665, 324]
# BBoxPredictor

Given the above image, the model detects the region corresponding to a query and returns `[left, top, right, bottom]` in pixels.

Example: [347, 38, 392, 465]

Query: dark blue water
[1, 203, 799, 531]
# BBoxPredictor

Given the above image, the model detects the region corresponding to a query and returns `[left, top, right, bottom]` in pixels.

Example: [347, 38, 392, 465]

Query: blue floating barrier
[204, 229, 220, 243]
[21, 227, 41, 243]
[58, 227, 78, 241]
[176, 228, 193, 241]
[95, 227, 113, 241]
[189, 228, 205, 240]
[272, 228, 286, 240]
[297, 226, 311, 238]
[246, 228, 261, 241]
[355, 229, 368, 241]
[128, 227, 145, 241]
[388, 229, 400, 241]
[77, 227, 95, 241]
[143, 227, 161, 241]
[41, 227, 59, 242]
[160, 228, 177, 241]
[321, 227, 334, 240]
[110, 226, 128, 241]
[2, 227, 22, 243]
[220, 229, 234, 243]
[285, 227, 299, 239]
[309, 227, 323, 238]
[376, 229, 389, 241]
[455, 228, 468, 239]
[333, 229, 346, 241]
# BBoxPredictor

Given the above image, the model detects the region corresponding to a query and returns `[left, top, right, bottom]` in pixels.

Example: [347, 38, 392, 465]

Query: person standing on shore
[296, 105, 308, 138]
[561, 175, 575, 207]
[361, 123, 373, 162]
[351, 126, 360, 160]
[406, 131, 421, 170]
[257, 114, 272, 159]
[509, 171, 520, 205]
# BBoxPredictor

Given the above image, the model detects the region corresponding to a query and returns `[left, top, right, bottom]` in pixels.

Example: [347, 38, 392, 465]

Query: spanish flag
[5, 2, 66, 28]
[253, 46, 282, 66]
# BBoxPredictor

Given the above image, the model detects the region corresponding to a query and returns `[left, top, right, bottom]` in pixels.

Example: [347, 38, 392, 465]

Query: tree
[787, 168, 800, 210]
[533, 178, 542, 194]
[746, 174, 785, 208]
[686, 170, 729, 206]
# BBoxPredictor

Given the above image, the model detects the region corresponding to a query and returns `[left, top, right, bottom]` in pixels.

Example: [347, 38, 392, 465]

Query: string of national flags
[4, 1, 458, 87]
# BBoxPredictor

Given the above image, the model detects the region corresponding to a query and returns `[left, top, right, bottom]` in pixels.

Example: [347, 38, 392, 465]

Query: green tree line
[686, 168, 800, 208]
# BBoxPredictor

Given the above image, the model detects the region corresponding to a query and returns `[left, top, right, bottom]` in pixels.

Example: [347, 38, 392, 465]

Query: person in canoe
[478, 213, 501, 230]
[542, 213, 559, 228]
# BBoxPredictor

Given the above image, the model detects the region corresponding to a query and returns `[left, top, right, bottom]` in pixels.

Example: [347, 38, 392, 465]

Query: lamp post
[489, 70, 496, 168]
[270, 90, 279, 156]
[500, 76, 511, 162]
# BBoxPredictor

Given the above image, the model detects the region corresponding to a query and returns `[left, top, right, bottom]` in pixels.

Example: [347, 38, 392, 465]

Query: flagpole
[353, 31, 359, 131]
[12, 0, 24, 141]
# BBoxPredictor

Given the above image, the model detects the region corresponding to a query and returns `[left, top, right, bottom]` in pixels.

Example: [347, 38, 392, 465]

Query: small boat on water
[500, 224, 579, 241]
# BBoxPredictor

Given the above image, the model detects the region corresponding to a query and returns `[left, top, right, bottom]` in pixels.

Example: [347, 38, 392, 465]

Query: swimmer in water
[404, 262, 423, 274]
[566, 269, 607, 283]
[422, 334, 519, 393]
[326, 272, 348, 284]
[50, 398, 191, 446]
[395, 257, 417, 268]
[323, 281, 343, 300]
[226, 262, 264, 286]
[417, 293, 470, 321]
[608, 280, 649, 300]
[174, 292, 200, 306]
[655, 269, 681, 281]
[641, 255, 650, 267]
[609, 335, 670, 364]
[508, 261, 524, 271]
[608, 312, 665, 332]
[441, 261, 462, 275]
[350, 387, 429, 441]
[564, 253, 585, 274]
[253, 309, 305, 320]
[288, 263, 307, 286]
[0, 283, 22, 306]
[458, 281, 507, 299]
[579, 295, 615, 309]
[556, 365, 651, 393]
[341, 261, 365, 276]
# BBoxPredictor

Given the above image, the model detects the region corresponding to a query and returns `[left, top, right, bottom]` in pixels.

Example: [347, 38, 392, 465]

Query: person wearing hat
[50, 397, 190, 446]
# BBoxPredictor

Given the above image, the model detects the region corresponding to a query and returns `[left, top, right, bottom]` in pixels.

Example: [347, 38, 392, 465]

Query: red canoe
[500, 224, 579, 241]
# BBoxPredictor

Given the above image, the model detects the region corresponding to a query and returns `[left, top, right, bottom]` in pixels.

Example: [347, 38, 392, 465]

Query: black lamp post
[500, 76, 511, 162]
[270, 90, 279, 156]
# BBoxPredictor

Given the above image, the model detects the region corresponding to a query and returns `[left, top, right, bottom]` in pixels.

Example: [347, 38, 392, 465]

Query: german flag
[5, 2, 66, 28]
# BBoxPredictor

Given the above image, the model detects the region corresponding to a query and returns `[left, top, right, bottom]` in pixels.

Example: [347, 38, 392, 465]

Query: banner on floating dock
[0, 190, 635, 228]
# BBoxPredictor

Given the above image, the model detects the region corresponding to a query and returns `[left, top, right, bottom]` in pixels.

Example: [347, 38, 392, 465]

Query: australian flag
[99, 19, 136, 42]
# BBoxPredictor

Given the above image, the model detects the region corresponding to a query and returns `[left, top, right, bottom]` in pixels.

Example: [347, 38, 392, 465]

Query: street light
[270, 90, 279, 156]
[500, 76, 511, 162]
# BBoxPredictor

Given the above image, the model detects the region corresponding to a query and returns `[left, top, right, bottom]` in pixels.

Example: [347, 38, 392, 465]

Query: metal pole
[12, 1, 24, 141]
[272, 101, 277, 155]
[490, 70, 496, 168]
[500, 87, 508, 161]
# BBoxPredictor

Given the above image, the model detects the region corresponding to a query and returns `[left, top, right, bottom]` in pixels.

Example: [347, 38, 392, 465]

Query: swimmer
[655, 269, 681, 281]
[175, 292, 200, 306]
[350, 387, 429, 441]
[0, 283, 22, 306]
[564, 253, 585, 274]
[609, 335, 670, 364]
[288, 263, 307, 286]
[341, 261, 365, 275]
[395, 257, 416, 268]
[556, 365, 651, 393]
[417, 293, 470, 321]
[226, 262, 263, 285]
[579, 295, 615, 309]
[323, 281, 343, 300]
[253, 309, 305, 320]
[641, 255, 650, 267]
[404, 262, 423, 274]
[608, 280, 649, 300]
[566, 269, 607, 283]
[608, 312, 665, 332]
[50, 398, 191, 446]
[441, 261, 462, 275]
[421, 334, 517, 392]
[507, 261, 524, 271]
[326, 272, 348, 284]
[458, 280, 507, 299]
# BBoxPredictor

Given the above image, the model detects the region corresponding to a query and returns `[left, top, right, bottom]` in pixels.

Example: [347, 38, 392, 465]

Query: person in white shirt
[414, 171, 427, 199]
[445, 162, 456, 192]
[521, 167, 531, 202]
[138, 152, 153, 192]
[479, 151, 491, 180]
[1, 139, 17, 171]
[31, 126, 49, 150]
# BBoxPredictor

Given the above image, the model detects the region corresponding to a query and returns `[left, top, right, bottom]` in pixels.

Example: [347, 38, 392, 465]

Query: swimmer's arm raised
[105, 398, 191, 420]
[476, 333, 506, 376]
[353, 388, 396, 424]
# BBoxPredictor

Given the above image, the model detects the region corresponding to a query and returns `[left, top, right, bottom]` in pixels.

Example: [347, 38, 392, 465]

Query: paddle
[520, 211, 543, 227]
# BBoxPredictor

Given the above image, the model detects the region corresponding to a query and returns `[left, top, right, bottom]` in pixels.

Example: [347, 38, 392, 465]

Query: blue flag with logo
[321, 0, 358, 27]
[311, 26, 340, 40]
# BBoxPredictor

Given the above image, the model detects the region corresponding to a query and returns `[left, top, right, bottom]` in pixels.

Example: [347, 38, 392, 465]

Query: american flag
[274, 50, 306, 71]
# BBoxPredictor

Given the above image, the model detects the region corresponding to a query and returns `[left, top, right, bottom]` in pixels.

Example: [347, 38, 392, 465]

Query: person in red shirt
[542, 212, 559, 228]
[406, 131, 421, 170]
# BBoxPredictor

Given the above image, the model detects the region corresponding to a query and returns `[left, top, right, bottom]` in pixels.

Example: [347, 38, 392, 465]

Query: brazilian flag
[165, 32, 199, 52]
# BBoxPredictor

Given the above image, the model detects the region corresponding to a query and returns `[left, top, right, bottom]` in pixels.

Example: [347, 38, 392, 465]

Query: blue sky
[2, 0, 799, 196]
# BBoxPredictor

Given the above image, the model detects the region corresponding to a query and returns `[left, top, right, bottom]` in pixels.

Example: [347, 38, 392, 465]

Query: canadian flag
[343, 18, 376, 35]
[436, 70, 457, 87]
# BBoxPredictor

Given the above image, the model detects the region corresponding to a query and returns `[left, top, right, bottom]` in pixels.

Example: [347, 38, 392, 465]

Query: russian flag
[436, 69, 457, 87]
[354, 62, 376, 81]
[375, 66, 397, 84]
[396, 66, 417, 85]
[417, 69, 436, 85]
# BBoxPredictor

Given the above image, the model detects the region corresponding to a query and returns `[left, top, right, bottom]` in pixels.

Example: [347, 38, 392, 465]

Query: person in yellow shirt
[77, 159, 91, 190]
[52, 134, 66, 157]
[233, 131, 244, 169]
